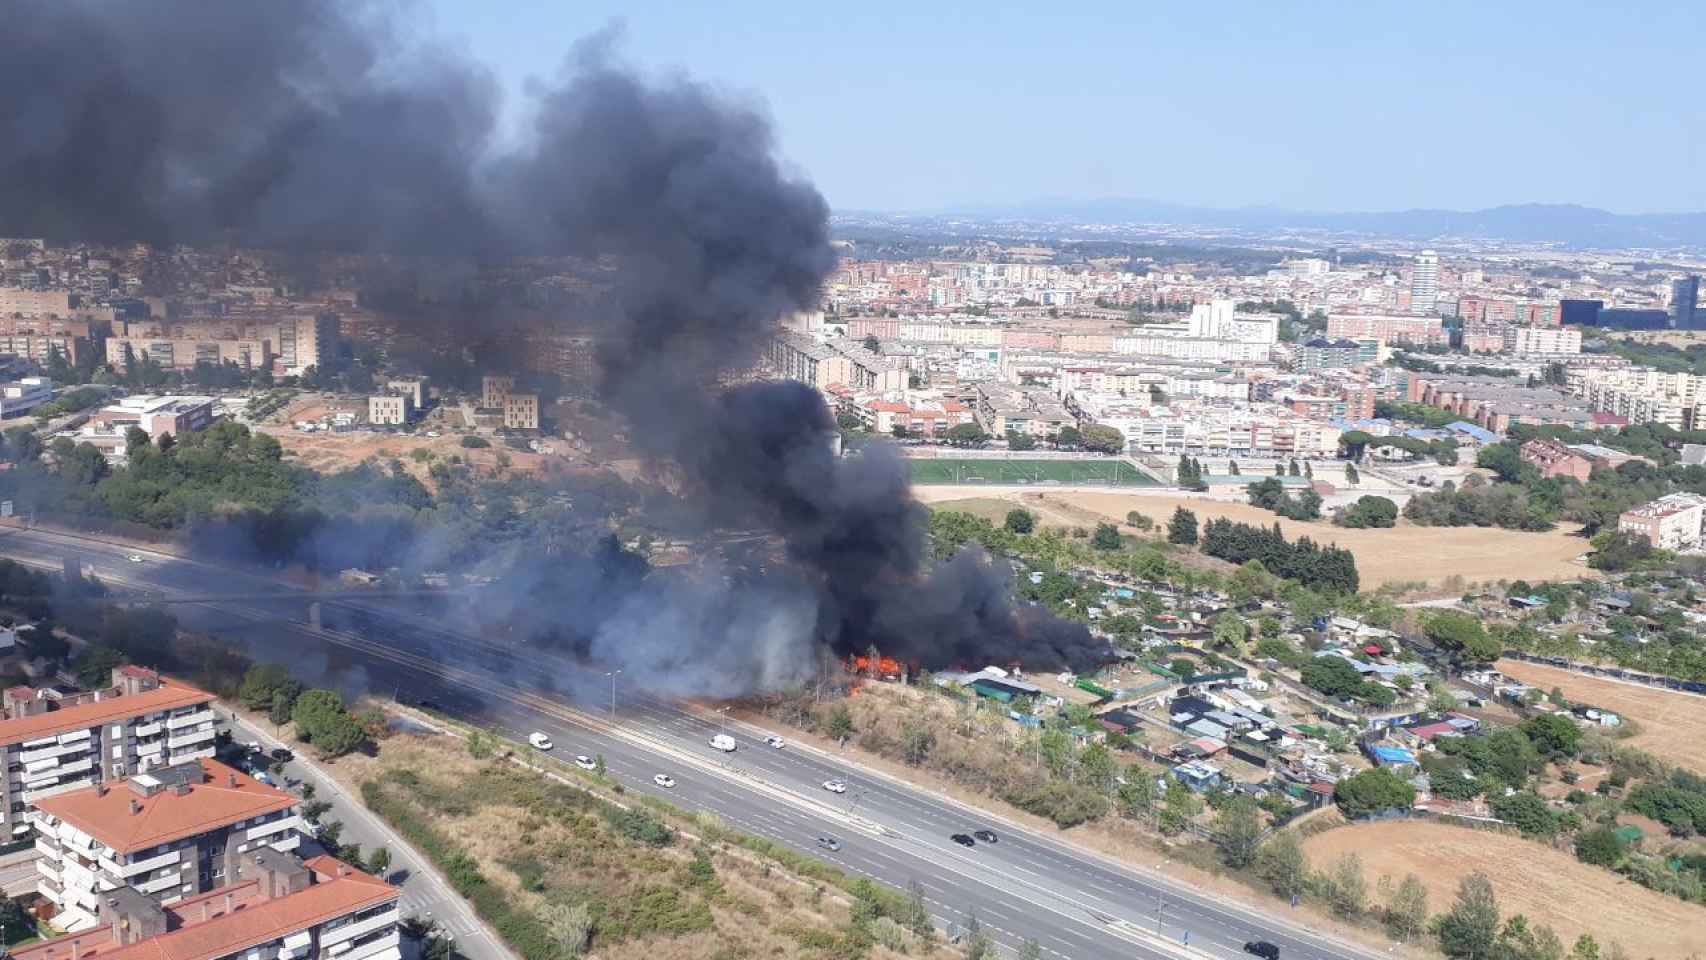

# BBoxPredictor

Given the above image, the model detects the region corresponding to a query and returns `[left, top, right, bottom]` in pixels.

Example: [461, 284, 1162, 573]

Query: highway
[0, 523, 1387, 960]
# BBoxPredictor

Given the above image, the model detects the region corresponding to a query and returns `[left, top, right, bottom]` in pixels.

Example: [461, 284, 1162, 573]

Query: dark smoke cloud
[1, 3, 1108, 692]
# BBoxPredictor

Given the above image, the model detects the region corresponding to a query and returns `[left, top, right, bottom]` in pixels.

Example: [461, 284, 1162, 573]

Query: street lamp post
[606, 669, 622, 718]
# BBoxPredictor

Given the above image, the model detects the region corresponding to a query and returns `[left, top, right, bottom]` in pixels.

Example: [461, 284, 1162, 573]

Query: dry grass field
[1301, 820, 1706, 959]
[333, 731, 948, 960]
[916, 488, 1594, 590]
[1495, 658, 1706, 771]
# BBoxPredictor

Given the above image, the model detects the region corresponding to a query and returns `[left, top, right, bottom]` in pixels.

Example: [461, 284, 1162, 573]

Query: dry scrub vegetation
[346, 735, 957, 960]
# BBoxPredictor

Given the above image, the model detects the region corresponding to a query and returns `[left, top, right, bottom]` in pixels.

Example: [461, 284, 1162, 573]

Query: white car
[574, 755, 597, 771]
[126, 554, 144, 563]
[528, 732, 553, 751]
[653, 774, 676, 788]
[823, 779, 847, 794]
[764, 735, 786, 748]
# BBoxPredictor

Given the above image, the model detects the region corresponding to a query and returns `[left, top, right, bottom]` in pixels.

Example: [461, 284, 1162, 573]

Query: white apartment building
[1617, 493, 1706, 551]
[366, 393, 412, 426]
[1571, 368, 1706, 430]
[0, 669, 217, 842]
[32, 758, 302, 930]
[1410, 251, 1439, 315]
[12, 851, 400, 960]
[0, 376, 53, 418]
[1109, 401, 1344, 458]
[1508, 326, 1582, 355]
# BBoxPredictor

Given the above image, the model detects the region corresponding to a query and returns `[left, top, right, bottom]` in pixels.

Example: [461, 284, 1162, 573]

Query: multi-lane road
[0, 523, 1385, 960]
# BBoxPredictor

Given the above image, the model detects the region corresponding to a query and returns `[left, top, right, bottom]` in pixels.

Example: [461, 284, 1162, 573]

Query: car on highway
[269, 748, 294, 763]
[815, 835, 842, 852]
[764, 735, 786, 748]
[950, 833, 975, 847]
[822, 779, 847, 794]
[973, 829, 998, 844]
[653, 774, 676, 788]
[574, 755, 597, 771]
[1244, 941, 1280, 960]
[528, 732, 554, 751]
[126, 554, 144, 563]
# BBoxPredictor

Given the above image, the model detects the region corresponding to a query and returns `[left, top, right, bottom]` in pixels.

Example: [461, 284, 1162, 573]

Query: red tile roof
[0, 681, 214, 747]
[34, 760, 296, 855]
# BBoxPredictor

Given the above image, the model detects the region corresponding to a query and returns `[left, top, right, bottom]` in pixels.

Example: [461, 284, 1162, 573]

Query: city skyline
[439, 0, 1706, 214]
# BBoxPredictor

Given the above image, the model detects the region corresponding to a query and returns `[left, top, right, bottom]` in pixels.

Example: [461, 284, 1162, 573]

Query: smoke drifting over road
[1, 2, 1107, 693]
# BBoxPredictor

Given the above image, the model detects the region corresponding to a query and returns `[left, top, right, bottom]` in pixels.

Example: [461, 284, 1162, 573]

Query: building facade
[1409, 251, 1439, 316]
[366, 394, 412, 426]
[502, 393, 540, 430]
[0, 669, 217, 842]
[1326, 313, 1447, 346]
[0, 377, 54, 418]
[31, 759, 302, 930]
[1618, 493, 1706, 550]
[12, 852, 400, 960]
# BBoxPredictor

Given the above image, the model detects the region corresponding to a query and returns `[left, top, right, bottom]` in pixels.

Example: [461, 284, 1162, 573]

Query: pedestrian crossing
[399, 890, 486, 938]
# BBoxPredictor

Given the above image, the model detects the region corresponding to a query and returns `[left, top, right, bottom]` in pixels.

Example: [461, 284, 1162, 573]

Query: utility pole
[605, 669, 621, 718]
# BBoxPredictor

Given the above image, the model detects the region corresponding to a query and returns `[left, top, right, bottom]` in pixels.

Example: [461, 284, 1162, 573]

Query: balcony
[339, 932, 401, 960]
[34, 835, 59, 858]
[21, 741, 82, 766]
[135, 871, 184, 895]
[134, 721, 163, 737]
[166, 709, 213, 731]
[166, 726, 215, 751]
[101, 847, 179, 878]
[24, 756, 91, 786]
[35, 858, 60, 883]
[320, 907, 400, 948]
[247, 815, 303, 843]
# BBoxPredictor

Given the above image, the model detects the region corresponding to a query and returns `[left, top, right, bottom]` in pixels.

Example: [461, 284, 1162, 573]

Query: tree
[1434, 872, 1500, 960]
[1055, 426, 1082, 449]
[1004, 509, 1036, 535]
[1337, 495, 1398, 529]
[1092, 522, 1122, 550]
[0, 894, 30, 944]
[899, 720, 934, 765]
[1334, 768, 1416, 818]
[945, 423, 989, 447]
[240, 664, 302, 711]
[1018, 938, 1043, 960]
[1080, 423, 1125, 454]
[1228, 459, 1241, 475]
[1341, 430, 1375, 460]
[1384, 873, 1430, 941]
[1568, 935, 1600, 960]
[402, 917, 455, 960]
[1210, 612, 1248, 652]
[826, 703, 855, 740]
[1214, 795, 1262, 868]
[1574, 826, 1625, 867]
[1125, 510, 1153, 531]
[1521, 713, 1582, 760]
[1491, 792, 1558, 838]
[1422, 610, 1502, 663]
[1323, 851, 1367, 918]
[366, 847, 391, 877]
[1344, 462, 1361, 485]
[904, 879, 932, 935]
[1117, 772, 1159, 820]
[1256, 829, 1309, 900]
[1167, 507, 1199, 545]
[1158, 780, 1202, 835]
[1006, 430, 1036, 451]
[268, 691, 295, 726]
[863, 335, 882, 354]
[75, 645, 126, 689]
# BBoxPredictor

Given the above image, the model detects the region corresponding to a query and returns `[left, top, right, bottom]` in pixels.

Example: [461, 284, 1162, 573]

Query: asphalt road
[0, 524, 1386, 960]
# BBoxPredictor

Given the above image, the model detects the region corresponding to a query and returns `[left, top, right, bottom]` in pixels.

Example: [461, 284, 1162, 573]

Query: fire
[849, 654, 904, 680]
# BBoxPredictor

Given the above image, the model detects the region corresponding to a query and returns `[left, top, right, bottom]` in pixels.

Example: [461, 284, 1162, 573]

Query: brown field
[1302, 820, 1705, 959]
[1495, 658, 1706, 771]
[915, 488, 1593, 589]
[261, 425, 566, 484]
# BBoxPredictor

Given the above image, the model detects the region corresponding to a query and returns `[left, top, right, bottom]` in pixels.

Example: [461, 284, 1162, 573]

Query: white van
[709, 734, 737, 752]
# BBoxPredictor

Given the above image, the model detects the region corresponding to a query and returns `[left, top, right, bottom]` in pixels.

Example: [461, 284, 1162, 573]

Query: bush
[460, 435, 491, 449]
[1334, 768, 1416, 818]
[1574, 826, 1626, 867]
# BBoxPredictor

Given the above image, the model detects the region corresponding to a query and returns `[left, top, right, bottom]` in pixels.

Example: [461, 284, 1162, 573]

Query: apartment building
[480, 375, 515, 408]
[32, 759, 302, 929]
[1295, 338, 1381, 371]
[768, 330, 907, 393]
[1102, 401, 1344, 458]
[1507, 326, 1582, 355]
[366, 394, 411, 426]
[1618, 493, 1706, 551]
[0, 287, 81, 318]
[502, 392, 540, 430]
[1572, 367, 1706, 430]
[12, 851, 400, 960]
[1405, 374, 1596, 434]
[383, 378, 427, 409]
[105, 336, 272, 372]
[0, 669, 217, 842]
[1326, 313, 1447, 346]
[973, 383, 1074, 438]
[274, 313, 340, 375]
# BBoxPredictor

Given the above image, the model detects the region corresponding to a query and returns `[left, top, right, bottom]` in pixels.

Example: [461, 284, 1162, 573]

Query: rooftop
[12, 856, 396, 960]
[35, 759, 296, 855]
[0, 679, 214, 747]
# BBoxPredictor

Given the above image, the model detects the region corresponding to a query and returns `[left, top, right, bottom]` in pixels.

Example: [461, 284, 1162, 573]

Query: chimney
[128, 799, 141, 815]
[227, 772, 237, 788]
[72, 940, 80, 960]
[224, 892, 233, 915]
[95, 781, 108, 796]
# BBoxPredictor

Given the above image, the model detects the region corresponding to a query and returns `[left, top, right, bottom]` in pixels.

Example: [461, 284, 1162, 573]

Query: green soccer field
[907, 458, 1158, 486]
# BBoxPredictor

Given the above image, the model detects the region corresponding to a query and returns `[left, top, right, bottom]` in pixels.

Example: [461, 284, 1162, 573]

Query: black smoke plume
[0, 3, 1108, 693]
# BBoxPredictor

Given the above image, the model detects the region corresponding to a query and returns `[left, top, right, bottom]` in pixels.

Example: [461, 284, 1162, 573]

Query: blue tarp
[1446, 421, 1498, 443]
[1369, 745, 1416, 766]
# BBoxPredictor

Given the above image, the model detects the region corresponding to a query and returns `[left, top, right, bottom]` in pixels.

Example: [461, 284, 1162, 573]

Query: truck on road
[710, 734, 737, 752]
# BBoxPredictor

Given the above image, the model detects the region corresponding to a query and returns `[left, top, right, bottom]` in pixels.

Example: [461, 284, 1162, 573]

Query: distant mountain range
[922, 200, 1706, 251]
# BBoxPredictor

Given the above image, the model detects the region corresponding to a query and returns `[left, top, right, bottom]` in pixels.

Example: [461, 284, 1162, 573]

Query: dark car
[973, 829, 998, 843]
[269, 748, 294, 763]
[1244, 940, 1280, 960]
[950, 833, 976, 847]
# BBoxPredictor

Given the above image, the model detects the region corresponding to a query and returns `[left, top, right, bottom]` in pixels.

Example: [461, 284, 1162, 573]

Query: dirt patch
[1495, 659, 1706, 772]
[1301, 819, 1704, 959]
[917, 488, 1594, 590]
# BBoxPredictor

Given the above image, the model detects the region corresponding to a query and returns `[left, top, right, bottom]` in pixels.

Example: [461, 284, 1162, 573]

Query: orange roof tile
[0, 681, 214, 747]
[35, 760, 297, 855]
[16, 860, 397, 960]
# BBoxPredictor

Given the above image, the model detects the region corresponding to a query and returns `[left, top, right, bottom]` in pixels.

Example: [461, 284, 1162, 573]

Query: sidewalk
[221, 708, 512, 960]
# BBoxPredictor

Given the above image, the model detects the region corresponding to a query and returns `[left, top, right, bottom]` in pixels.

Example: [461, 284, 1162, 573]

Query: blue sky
[434, 0, 1703, 215]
